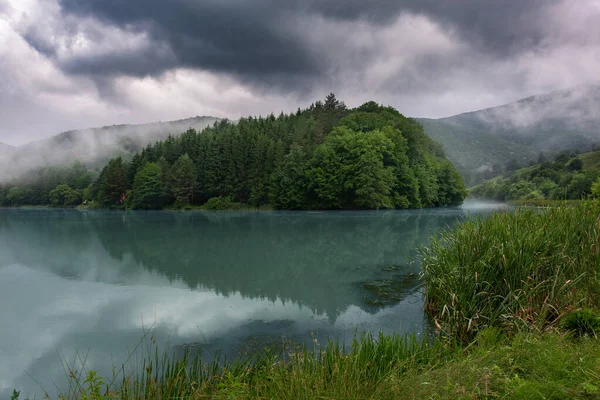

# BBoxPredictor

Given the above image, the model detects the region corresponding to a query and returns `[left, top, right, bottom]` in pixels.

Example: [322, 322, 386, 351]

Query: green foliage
[435, 160, 468, 206]
[202, 196, 237, 210]
[6, 186, 32, 206]
[128, 163, 165, 209]
[54, 330, 600, 400]
[270, 144, 310, 209]
[579, 149, 600, 170]
[567, 157, 584, 172]
[2, 95, 467, 210]
[591, 176, 600, 198]
[471, 152, 600, 201]
[567, 172, 597, 199]
[561, 309, 600, 337]
[80, 370, 108, 400]
[49, 184, 82, 207]
[114, 96, 466, 210]
[307, 127, 397, 209]
[420, 202, 600, 342]
[96, 157, 128, 207]
[169, 154, 197, 206]
[0, 161, 96, 207]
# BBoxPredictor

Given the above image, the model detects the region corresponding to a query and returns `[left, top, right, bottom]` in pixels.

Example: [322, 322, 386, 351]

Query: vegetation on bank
[421, 201, 600, 342]
[14, 329, 600, 400]
[0, 161, 96, 207]
[0, 95, 467, 210]
[470, 150, 600, 201]
[13, 202, 600, 399]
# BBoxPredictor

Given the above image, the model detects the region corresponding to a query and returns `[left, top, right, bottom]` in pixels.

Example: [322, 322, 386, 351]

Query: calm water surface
[0, 201, 505, 397]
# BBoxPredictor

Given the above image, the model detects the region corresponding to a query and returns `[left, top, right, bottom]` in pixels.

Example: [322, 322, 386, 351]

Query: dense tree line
[0, 161, 96, 207]
[470, 151, 600, 201]
[1, 95, 467, 210]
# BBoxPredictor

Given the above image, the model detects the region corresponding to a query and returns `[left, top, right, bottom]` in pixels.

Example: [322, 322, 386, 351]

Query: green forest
[470, 150, 600, 201]
[0, 95, 467, 210]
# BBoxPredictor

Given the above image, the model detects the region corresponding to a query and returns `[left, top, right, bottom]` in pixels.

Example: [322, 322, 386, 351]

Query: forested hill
[0, 95, 468, 210]
[417, 85, 600, 185]
[470, 149, 600, 202]
[0, 116, 218, 183]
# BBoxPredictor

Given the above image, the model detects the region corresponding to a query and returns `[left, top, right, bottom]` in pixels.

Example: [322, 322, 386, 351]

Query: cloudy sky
[1, 0, 599, 145]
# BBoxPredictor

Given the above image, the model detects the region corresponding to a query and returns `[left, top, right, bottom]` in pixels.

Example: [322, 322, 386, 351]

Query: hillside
[0, 116, 218, 182]
[579, 149, 600, 170]
[417, 118, 534, 181]
[0, 96, 468, 210]
[417, 85, 600, 185]
[469, 149, 600, 201]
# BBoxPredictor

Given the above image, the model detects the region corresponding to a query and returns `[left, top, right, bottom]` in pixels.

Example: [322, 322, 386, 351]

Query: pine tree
[97, 157, 128, 206]
[170, 154, 198, 206]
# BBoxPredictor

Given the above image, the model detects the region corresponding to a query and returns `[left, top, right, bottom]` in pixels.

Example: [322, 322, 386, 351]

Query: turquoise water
[0, 201, 505, 397]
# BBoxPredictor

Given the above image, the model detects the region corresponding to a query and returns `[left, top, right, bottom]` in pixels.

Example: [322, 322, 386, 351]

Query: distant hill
[470, 149, 600, 201]
[417, 118, 534, 179]
[0, 116, 219, 182]
[579, 149, 600, 171]
[417, 85, 600, 185]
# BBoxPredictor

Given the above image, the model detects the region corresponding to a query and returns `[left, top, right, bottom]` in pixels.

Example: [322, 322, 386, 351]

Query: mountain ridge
[0, 116, 219, 183]
[417, 84, 600, 185]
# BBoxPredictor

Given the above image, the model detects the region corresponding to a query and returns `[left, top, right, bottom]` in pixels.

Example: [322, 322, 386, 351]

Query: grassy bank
[15, 330, 600, 400]
[421, 201, 600, 342]
[17, 202, 600, 399]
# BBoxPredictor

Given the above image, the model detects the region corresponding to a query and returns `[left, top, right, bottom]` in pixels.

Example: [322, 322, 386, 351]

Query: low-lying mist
[447, 85, 600, 145]
[0, 116, 219, 184]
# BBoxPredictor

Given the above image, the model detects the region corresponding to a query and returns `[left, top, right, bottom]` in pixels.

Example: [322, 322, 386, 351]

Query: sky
[1, 0, 600, 146]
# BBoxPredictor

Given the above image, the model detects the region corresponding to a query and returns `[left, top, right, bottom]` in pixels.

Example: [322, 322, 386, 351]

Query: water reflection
[0, 201, 504, 397]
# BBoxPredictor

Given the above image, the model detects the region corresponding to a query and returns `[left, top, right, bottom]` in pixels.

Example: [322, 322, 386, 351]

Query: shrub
[203, 196, 237, 210]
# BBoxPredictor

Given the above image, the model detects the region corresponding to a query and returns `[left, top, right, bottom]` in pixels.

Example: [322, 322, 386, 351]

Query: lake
[0, 201, 505, 398]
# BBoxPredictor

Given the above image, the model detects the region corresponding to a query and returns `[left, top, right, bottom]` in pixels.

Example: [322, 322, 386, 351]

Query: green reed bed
[46, 333, 451, 400]
[420, 201, 600, 342]
[22, 329, 600, 400]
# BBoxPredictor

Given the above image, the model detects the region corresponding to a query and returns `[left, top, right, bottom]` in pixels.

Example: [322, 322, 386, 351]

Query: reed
[30, 330, 600, 399]
[420, 201, 600, 342]
[49, 332, 449, 400]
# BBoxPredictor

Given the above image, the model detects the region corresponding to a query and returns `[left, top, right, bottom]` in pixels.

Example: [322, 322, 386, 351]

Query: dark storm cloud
[55, 0, 320, 87]
[50, 0, 561, 87]
[315, 0, 562, 53]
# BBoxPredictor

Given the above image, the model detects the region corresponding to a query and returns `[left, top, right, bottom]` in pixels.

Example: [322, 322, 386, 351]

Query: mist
[448, 85, 600, 133]
[0, 116, 218, 184]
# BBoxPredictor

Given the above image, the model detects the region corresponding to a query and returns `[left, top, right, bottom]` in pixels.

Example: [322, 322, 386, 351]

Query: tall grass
[52, 333, 451, 399]
[40, 330, 600, 399]
[420, 201, 600, 342]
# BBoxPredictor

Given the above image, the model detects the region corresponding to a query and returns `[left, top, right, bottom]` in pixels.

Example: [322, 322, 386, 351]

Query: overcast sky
[1, 0, 599, 146]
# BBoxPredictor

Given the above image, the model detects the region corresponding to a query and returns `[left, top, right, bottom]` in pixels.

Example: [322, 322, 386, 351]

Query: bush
[203, 196, 237, 210]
